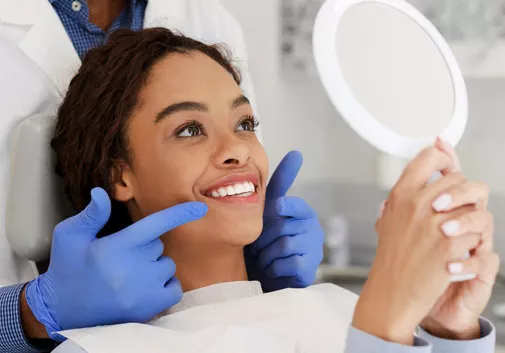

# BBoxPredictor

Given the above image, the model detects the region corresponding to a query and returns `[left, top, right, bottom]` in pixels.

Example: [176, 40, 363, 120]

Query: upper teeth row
[210, 182, 256, 197]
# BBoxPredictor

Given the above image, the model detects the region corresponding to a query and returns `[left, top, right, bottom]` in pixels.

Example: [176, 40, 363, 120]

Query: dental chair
[7, 114, 75, 269]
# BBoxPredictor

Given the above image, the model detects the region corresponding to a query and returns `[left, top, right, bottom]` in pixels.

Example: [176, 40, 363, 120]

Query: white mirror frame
[313, 0, 468, 159]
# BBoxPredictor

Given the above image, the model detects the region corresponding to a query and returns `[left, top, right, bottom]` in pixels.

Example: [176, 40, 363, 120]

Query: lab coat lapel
[145, 0, 224, 47]
[6, 0, 81, 97]
[144, 0, 188, 31]
[144, 0, 211, 35]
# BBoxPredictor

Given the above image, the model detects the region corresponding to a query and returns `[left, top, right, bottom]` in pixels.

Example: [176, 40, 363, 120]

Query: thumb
[266, 151, 303, 203]
[73, 187, 111, 237]
[435, 137, 462, 173]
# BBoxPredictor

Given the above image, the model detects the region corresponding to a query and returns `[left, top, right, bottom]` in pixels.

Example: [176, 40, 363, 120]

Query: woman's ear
[111, 161, 135, 202]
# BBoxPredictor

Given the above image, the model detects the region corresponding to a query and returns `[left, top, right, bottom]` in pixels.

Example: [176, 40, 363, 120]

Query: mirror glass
[313, 0, 467, 159]
[337, 3, 455, 138]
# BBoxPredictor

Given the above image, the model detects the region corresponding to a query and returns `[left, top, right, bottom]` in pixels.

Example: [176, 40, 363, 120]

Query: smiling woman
[51, 28, 269, 292]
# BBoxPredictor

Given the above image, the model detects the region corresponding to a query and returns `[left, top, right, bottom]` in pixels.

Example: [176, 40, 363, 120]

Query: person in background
[0, 1, 325, 352]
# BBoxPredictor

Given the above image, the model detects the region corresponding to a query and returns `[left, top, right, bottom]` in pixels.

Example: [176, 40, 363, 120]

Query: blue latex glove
[246, 151, 324, 292]
[25, 188, 207, 340]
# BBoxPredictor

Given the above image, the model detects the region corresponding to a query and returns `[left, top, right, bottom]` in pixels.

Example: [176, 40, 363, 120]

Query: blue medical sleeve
[0, 284, 42, 353]
[417, 317, 495, 353]
[346, 317, 495, 353]
[345, 326, 432, 353]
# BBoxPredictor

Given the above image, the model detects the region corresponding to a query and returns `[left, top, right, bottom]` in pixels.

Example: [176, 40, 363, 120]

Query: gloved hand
[25, 188, 207, 340]
[246, 151, 324, 292]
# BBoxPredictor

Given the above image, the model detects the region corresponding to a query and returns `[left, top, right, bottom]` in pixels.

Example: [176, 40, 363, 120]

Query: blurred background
[221, 0, 505, 348]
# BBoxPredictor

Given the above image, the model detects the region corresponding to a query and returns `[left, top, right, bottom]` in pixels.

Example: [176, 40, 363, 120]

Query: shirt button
[72, 1, 82, 12]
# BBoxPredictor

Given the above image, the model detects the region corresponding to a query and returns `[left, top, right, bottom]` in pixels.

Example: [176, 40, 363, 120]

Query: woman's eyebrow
[156, 102, 208, 123]
[155, 95, 250, 123]
[231, 95, 250, 109]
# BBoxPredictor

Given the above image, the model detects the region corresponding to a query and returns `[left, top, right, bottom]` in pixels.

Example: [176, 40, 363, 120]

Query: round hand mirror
[313, 0, 468, 159]
[313, 0, 472, 282]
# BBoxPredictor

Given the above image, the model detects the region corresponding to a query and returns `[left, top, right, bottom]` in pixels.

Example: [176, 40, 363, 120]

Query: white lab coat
[0, 0, 258, 287]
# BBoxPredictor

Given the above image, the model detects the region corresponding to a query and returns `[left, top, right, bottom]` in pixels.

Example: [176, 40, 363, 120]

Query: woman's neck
[164, 242, 249, 292]
[87, 0, 128, 31]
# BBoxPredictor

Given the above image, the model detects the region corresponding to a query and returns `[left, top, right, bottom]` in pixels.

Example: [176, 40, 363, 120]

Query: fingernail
[442, 220, 460, 237]
[433, 194, 452, 212]
[448, 262, 464, 274]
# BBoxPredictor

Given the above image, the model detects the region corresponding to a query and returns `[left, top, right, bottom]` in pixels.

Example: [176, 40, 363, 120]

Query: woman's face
[115, 51, 268, 248]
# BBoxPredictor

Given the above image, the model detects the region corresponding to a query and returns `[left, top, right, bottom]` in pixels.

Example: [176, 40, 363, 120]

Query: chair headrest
[6, 114, 75, 262]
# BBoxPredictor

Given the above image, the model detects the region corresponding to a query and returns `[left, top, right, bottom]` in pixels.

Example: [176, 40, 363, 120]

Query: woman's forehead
[148, 52, 239, 90]
[138, 53, 243, 110]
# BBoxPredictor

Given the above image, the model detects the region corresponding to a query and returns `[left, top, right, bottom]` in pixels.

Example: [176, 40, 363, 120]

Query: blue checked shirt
[0, 284, 36, 353]
[49, 0, 146, 59]
[0, 2, 147, 352]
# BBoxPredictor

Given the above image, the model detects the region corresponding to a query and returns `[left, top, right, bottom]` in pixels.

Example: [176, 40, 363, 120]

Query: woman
[51, 28, 498, 352]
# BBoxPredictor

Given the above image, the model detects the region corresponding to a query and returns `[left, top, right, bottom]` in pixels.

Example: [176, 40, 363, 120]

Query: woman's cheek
[253, 144, 269, 190]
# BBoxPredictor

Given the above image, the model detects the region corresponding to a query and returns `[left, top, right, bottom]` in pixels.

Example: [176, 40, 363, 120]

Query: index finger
[396, 147, 455, 190]
[113, 202, 208, 246]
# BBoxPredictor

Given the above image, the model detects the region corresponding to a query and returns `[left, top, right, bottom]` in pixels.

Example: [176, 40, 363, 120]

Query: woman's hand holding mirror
[352, 146, 494, 345]
[419, 141, 499, 340]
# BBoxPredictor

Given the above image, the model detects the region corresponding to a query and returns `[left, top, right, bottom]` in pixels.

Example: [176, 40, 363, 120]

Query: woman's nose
[213, 135, 250, 168]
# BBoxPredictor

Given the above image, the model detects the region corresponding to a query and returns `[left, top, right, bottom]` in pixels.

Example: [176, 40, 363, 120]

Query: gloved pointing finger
[26, 187, 208, 340]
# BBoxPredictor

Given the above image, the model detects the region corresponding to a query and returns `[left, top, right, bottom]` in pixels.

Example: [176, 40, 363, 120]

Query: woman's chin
[220, 224, 262, 247]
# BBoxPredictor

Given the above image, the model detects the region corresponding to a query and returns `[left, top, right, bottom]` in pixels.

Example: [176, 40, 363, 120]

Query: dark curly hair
[51, 28, 242, 236]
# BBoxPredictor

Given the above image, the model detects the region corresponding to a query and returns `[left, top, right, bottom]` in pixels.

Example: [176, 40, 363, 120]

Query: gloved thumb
[75, 187, 111, 235]
[266, 150, 303, 203]
[53, 188, 111, 245]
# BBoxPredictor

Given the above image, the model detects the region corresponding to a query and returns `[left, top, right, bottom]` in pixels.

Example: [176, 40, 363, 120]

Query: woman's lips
[203, 173, 260, 204]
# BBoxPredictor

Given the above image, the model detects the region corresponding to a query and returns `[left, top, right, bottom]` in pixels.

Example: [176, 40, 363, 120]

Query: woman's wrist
[352, 285, 418, 346]
[421, 316, 480, 340]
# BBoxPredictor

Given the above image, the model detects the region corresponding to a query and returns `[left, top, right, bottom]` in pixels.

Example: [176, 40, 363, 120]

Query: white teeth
[237, 192, 253, 197]
[209, 181, 257, 198]
[226, 185, 236, 196]
[235, 183, 245, 194]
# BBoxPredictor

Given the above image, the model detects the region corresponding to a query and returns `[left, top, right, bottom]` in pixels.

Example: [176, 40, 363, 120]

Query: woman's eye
[236, 116, 259, 132]
[177, 123, 204, 137]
